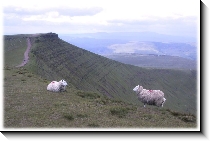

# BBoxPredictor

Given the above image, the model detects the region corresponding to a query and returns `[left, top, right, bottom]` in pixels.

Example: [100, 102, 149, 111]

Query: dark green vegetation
[4, 33, 197, 128]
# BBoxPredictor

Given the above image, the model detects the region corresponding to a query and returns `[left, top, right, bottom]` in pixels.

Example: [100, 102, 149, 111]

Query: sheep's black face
[60, 79, 68, 86]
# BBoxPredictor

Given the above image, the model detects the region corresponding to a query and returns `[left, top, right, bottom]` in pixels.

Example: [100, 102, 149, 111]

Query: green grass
[4, 36, 28, 67]
[63, 113, 74, 121]
[110, 107, 131, 118]
[3, 33, 198, 128]
[76, 91, 101, 99]
[87, 123, 100, 127]
[3, 67, 196, 128]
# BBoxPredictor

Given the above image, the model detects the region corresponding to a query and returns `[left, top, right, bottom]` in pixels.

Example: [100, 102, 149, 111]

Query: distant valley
[59, 32, 197, 69]
[105, 54, 197, 70]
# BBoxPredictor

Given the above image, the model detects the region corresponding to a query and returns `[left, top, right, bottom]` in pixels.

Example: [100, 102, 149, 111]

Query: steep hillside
[4, 67, 196, 128]
[4, 33, 197, 115]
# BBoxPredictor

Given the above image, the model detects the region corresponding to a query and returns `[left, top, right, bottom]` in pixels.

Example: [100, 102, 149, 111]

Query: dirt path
[16, 38, 31, 67]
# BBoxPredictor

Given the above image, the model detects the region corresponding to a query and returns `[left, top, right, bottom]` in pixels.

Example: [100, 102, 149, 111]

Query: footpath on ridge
[16, 37, 31, 67]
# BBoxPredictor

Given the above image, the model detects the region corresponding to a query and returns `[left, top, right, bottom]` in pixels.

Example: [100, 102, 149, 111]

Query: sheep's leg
[162, 102, 165, 107]
[161, 99, 166, 107]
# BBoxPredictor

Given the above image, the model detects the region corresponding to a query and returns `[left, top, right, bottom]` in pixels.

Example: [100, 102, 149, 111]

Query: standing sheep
[47, 79, 68, 92]
[133, 85, 166, 107]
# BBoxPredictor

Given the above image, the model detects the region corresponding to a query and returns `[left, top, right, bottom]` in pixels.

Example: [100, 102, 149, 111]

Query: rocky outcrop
[38, 33, 58, 39]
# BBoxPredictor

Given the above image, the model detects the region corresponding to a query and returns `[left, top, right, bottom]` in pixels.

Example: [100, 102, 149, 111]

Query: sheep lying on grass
[133, 85, 166, 107]
[47, 79, 68, 92]
[59, 80, 68, 92]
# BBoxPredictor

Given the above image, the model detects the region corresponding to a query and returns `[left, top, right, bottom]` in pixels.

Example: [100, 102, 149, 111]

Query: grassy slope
[3, 33, 197, 128]
[25, 34, 197, 114]
[4, 67, 196, 128]
[4, 36, 28, 67]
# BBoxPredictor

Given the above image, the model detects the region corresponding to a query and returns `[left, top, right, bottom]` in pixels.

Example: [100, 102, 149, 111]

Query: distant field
[105, 54, 197, 70]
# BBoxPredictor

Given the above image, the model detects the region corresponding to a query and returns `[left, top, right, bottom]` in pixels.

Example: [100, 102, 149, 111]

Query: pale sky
[2, 0, 200, 37]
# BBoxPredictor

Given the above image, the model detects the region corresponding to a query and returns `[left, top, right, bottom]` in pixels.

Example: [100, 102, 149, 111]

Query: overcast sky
[2, 0, 199, 37]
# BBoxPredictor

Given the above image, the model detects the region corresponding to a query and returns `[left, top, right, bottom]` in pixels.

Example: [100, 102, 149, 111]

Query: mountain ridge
[4, 33, 197, 115]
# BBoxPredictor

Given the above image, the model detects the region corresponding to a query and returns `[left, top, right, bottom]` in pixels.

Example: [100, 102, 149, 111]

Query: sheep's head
[133, 85, 140, 92]
[133, 85, 143, 92]
[60, 79, 68, 86]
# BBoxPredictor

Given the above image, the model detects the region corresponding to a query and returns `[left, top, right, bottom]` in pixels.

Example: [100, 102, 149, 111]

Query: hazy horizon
[3, 0, 199, 38]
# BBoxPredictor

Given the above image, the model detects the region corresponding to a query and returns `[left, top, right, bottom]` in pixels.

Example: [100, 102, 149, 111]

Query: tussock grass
[166, 109, 196, 123]
[76, 114, 88, 118]
[87, 123, 100, 127]
[63, 113, 74, 121]
[110, 107, 130, 118]
[76, 91, 101, 99]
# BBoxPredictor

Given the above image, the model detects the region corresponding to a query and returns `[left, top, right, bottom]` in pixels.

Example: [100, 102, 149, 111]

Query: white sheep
[133, 85, 166, 107]
[47, 79, 68, 92]
[60, 80, 68, 92]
